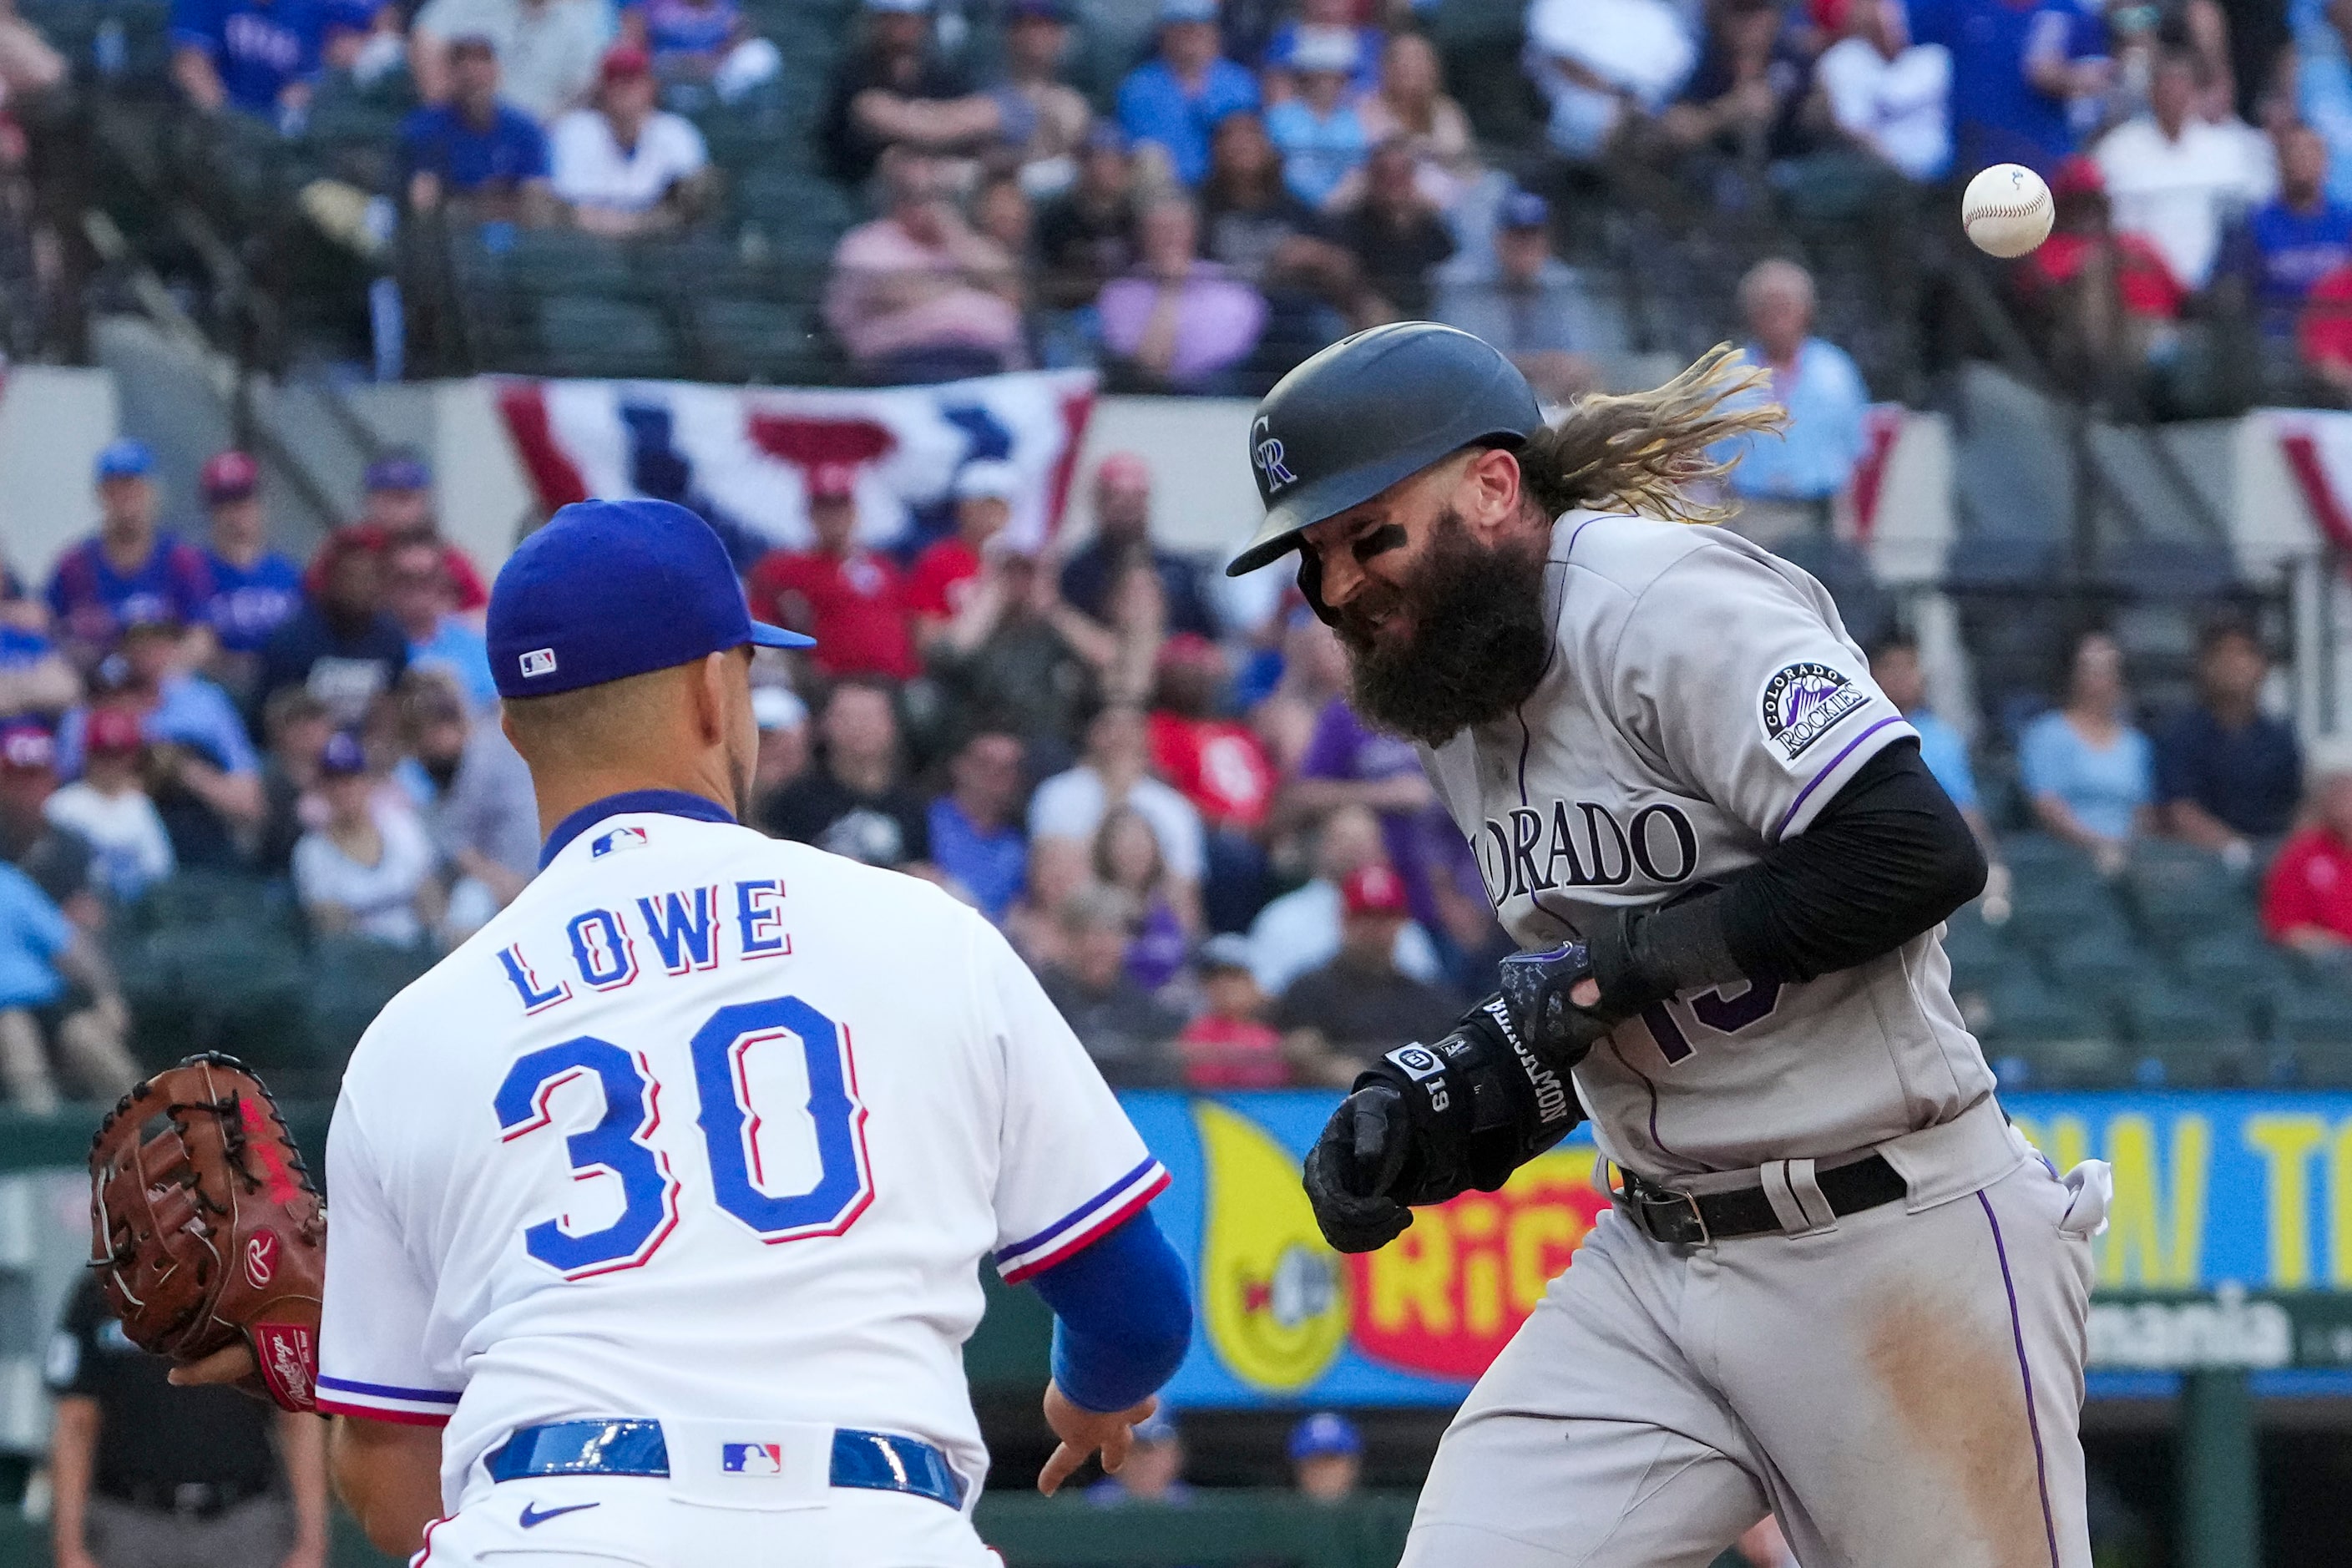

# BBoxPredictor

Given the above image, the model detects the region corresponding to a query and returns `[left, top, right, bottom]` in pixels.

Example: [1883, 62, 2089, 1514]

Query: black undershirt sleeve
[1600, 739, 1987, 1005]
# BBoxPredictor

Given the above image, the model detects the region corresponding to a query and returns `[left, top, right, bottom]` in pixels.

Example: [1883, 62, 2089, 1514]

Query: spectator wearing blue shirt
[1919, 0, 2109, 175]
[1263, 26, 1368, 210]
[1116, 0, 1260, 189]
[0, 620, 77, 725]
[2299, 0, 2352, 209]
[400, 35, 556, 225]
[169, 0, 326, 121]
[196, 449, 302, 705]
[60, 612, 263, 870]
[45, 441, 215, 672]
[1711, 259, 1869, 543]
[928, 730, 1029, 923]
[2156, 617, 2303, 866]
[2219, 121, 2352, 341]
[2021, 631, 2155, 874]
[0, 857, 135, 1112]
[1868, 634, 1994, 834]
[385, 538, 498, 711]
[1262, 0, 1379, 101]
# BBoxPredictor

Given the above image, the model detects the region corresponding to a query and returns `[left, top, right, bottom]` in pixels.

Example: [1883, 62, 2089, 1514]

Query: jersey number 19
[492, 994, 873, 1279]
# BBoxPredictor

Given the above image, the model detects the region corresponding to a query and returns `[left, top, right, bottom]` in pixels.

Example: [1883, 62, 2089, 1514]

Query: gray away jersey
[1419, 512, 1996, 1177]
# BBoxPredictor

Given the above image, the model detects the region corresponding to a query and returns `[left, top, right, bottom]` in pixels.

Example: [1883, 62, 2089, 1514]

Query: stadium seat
[1975, 974, 2123, 1087]
[2122, 842, 2253, 949]
[2117, 979, 2252, 1087]
[2044, 927, 2143, 1001]
[534, 293, 679, 379]
[304, 937, 438, 1060]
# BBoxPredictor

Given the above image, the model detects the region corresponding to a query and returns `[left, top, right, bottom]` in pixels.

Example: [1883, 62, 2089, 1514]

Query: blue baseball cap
[1499, 189, 1550, 230]
[489, 498, 814, 700]
[365, 452, 432, 492]
[1287, 1411, 1360, 1462]
[95, 438, 153, 480]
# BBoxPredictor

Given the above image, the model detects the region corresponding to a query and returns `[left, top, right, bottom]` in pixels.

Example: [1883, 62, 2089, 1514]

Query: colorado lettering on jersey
[498, 878, 789, 1011]
[1474, 800, 1697, 908]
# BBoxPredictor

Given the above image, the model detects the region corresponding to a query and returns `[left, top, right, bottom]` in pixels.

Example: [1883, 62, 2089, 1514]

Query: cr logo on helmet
[1252, 417, 1296, 490]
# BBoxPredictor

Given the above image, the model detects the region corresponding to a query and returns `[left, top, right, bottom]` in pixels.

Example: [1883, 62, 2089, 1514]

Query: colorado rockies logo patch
[1252, 416, 1296, 492]
[1760, 662, 1867, 761]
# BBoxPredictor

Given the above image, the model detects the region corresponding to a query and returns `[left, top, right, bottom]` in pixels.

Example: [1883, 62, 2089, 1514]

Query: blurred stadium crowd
[0, 0, 2344, 1108]
[0, 412, 2343, 1115]
[8, 0, 2352, 400]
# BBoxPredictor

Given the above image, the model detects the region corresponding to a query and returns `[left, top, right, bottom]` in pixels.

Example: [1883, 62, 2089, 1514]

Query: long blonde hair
[1516, 345, 1788, 525]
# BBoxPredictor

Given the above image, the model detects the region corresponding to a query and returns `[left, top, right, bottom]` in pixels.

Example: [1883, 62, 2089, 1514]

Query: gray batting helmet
[1226, 322, 1545, 578]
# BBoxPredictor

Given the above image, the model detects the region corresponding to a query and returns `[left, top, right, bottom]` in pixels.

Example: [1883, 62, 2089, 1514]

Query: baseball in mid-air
[1962, 163, 2055, 258]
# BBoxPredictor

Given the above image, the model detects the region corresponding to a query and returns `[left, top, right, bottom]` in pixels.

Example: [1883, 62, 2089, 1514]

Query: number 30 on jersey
[492, 993, 873, 1278]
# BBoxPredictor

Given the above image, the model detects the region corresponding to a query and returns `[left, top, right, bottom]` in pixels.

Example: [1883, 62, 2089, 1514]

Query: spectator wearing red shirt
[2015, 155, 2188, 396]
[2301, 263, 2352, 402]
[1176, 933, 1287, 1087]
[745, 463, 918, 680]
[1147, 633, 1273, 933]
[2264, 742, 2352, 953]
[908, 459, 1018, 654]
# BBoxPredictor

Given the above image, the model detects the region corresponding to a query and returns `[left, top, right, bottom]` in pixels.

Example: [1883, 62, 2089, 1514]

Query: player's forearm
[330, 1415, 444, 1560]
[277, 1409, 332, 1549]
[1029, 1210, 1192, 1414]
[1593, 741, 1985, 1001]
[47, 1398, 99, 1553]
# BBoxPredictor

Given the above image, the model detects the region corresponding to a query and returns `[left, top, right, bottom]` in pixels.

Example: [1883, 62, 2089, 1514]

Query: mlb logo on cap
[591, 825, 648, 857]
[519, 648, 558, 679]
[722, 1443, 785, 1475]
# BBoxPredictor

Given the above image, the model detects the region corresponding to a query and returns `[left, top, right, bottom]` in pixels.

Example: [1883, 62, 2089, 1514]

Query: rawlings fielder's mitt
[89, 1053, 326, 1413]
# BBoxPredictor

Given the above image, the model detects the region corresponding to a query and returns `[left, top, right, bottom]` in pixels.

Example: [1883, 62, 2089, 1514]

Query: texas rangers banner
[493, 371, 1099, 556]
[1127, 1090, 2352, 1409]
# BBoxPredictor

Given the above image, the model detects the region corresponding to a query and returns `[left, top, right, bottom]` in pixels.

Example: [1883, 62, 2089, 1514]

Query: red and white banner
[2269, 407, 2352, 557]
[493, 370, 1100, 554]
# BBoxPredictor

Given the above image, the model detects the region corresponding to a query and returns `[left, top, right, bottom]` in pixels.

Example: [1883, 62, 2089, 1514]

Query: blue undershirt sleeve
[1026, 1208, 1192, 1415]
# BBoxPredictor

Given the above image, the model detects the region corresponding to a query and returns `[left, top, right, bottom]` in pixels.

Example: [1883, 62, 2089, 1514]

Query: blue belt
[483, 1420, 967, 1510]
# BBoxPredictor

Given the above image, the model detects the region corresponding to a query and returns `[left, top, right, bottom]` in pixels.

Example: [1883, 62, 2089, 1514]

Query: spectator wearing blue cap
[1085, 1406, 1191, 1505]
[1434, 188, 1621, 402]
[1264, 25, 1368, 212]
[45, 440, 216, 674]
[1287, 1410, 1362, 1502]
[169, 0, 327, 122]
[1262, 0, 1380, 104]
[398, 36, 558, 225]
[294, 730, 440, 948]
[353, 450, 489, 612]
[1116, 0, 1260, 190]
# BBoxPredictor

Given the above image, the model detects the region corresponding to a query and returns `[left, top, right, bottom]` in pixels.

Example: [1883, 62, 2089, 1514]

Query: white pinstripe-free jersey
[317, 798, 1164, 1516]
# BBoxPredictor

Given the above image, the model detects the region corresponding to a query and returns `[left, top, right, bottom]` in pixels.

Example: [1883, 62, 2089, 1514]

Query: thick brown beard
[1333, 509, 1553, 747]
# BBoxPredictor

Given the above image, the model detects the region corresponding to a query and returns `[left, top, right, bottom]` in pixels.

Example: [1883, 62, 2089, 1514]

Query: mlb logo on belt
[591, 826, 648, 858]
[721, 1443, 785, 1476]
[519, 648, 559, 678]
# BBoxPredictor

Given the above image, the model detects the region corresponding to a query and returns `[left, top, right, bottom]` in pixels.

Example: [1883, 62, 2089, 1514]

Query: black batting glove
[1302, 1084, 1414, 1253]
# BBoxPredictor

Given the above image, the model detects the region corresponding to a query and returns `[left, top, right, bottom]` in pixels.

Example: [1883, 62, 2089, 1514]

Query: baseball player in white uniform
[1227, 326, 2111, 1568]
[181, 499, 1193, 1565]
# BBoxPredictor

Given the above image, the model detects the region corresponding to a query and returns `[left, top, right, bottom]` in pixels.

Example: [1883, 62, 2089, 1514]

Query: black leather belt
[101, 1479, 269, 1519]
[1617, 1153, 1907, 1245]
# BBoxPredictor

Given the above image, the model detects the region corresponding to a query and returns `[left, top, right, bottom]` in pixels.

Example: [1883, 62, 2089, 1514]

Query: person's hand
[1038, 1384, 1156, 1496]
[168, 1342, 255, 1388]
[2091, 837, 2129, 878]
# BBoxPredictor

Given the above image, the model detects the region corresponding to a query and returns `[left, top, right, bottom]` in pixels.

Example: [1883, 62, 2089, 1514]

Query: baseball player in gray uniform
[1228, 324, 2112, 1568]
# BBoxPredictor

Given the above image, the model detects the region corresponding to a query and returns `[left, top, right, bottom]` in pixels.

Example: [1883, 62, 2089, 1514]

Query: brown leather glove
[89, 1054, 326, 1413]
